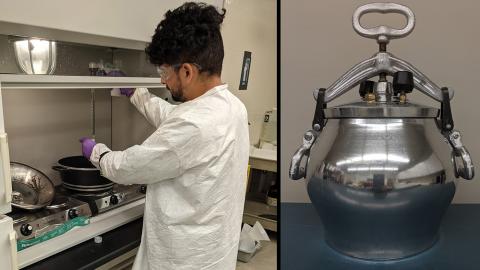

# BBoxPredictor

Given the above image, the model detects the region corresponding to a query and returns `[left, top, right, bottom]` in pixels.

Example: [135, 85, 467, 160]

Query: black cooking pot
[52, 156, 113, 193]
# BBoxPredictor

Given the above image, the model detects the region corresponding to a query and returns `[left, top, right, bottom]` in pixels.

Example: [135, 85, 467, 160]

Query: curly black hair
[145, 2, 226, 76]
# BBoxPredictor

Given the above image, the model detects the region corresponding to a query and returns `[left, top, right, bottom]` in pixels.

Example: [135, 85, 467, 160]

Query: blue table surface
[281, 203, 480, 270]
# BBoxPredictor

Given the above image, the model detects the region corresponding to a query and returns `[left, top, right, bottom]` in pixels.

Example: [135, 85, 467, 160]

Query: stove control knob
[140, 185, 147, 194]
[110, 195, 119, 205]
[20, 224, 33, 236]
[68, 209, 79, 219]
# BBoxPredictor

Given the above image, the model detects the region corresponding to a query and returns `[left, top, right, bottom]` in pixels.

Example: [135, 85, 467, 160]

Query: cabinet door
[0, 133, 11, 214]
[0, 216, 17, 270]
[0, 0, 224, 42]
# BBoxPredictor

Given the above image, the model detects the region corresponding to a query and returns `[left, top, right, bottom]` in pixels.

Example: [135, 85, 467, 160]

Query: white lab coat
[90, 85, 249, 270]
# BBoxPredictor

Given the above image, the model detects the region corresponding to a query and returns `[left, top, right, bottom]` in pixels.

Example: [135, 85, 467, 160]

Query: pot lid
[324, 101, 439, 118]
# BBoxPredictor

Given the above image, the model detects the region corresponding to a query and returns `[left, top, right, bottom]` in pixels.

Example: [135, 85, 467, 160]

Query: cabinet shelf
[0, 74, 165, 90]
[243, 200, 277, 232]
[249, 147, 276, 172]
[0, 74, 166, 197]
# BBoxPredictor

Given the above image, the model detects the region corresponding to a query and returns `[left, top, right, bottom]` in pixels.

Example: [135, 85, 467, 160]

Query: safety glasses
[156, 63, 202, 81]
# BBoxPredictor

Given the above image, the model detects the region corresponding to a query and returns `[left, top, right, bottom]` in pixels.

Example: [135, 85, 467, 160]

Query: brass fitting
[366, 93, 376, 103]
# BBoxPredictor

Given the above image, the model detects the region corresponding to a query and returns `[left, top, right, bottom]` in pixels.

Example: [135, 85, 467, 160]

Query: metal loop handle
[289, 131, 317, 180]
[353, 3, 415, 43]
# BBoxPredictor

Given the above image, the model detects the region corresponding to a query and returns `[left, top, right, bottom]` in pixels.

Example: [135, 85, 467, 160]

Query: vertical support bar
[0, 81, 12, 214]
[0, 81, 5, 133]
[312, 88, 326, 131]
[9, 230, 18, 269]
[440, 87, 454, 132]
[91, 89, 96, 141]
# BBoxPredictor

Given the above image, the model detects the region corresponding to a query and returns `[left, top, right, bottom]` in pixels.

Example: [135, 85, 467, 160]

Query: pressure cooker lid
[324, 101, 439, 118]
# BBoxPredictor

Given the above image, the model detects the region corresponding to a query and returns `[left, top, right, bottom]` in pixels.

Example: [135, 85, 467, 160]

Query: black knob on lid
[393, 71, 414, 95]
[359, 80, 375, 98]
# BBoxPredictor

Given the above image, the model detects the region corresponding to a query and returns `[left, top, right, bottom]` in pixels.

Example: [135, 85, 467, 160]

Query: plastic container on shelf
[258, 108, 277, 149]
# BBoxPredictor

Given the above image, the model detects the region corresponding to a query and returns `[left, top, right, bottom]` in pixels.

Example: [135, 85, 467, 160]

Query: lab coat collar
[188, 83, 229, 103]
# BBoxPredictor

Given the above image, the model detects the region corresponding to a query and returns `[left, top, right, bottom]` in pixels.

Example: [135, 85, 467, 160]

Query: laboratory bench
[23, 218, 143, 270]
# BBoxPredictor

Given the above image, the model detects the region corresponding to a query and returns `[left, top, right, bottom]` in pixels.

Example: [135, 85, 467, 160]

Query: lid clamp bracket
[312, 88, 327, 131]
[439, 87, 454, 132]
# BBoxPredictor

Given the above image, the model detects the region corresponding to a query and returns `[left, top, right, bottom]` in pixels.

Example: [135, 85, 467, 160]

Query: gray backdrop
[281, 0, 480, 203]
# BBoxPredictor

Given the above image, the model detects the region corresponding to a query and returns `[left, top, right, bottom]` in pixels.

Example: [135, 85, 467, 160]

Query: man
[80, 2, 249, 269]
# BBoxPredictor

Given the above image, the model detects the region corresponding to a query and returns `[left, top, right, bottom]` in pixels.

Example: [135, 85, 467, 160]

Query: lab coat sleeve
[89, 117, 203, 185]
[130, 87, 177, 128]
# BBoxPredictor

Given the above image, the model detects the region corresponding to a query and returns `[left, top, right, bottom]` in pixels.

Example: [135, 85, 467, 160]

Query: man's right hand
[120, 88, 135, 97]
[79, 137, 96, 160]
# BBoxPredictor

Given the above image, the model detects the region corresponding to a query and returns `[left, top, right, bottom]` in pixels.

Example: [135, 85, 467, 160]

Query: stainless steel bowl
[11, 162, 55, 210]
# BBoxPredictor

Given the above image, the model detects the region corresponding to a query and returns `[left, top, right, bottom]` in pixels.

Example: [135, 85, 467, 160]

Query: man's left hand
[120, 88, 135, 97]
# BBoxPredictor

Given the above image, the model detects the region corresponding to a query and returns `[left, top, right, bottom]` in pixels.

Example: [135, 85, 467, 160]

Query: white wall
[281, 0, 480, 203]
[114, 0, 277, 148]
[4, 89, 112, 185]
[222, 0, 277, 146]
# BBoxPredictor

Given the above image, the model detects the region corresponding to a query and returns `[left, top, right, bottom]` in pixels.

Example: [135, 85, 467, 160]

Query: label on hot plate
[17, 216, 90, 251]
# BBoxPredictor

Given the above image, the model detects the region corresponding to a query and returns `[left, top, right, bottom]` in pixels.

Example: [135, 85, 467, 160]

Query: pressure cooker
[289, 3, 474, 260]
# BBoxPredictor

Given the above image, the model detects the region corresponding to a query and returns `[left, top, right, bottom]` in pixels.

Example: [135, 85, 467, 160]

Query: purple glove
[79, 137, 96, 159]
[107, 70, 126, 77]
[107, 70, 135, 97]
[120, 88, 135, 97]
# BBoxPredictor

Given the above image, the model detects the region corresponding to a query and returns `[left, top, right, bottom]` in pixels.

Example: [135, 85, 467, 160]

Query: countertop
[250, 146, 277, 162]
[23, 217, 143, 270]
[281, 203, 480, 270]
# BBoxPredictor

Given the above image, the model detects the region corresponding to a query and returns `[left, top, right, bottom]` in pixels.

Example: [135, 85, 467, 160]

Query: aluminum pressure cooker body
[305, 106, 456, 260]
[289, 2, 475, 261]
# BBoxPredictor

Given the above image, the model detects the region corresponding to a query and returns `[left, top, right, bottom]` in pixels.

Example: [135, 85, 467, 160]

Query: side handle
[289, 130, 317, 180]
[446, 130, 474, 180]
[52, 165, 68, 171]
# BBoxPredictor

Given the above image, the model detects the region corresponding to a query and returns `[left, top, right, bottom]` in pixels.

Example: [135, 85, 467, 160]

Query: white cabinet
[0, 74, 164, 216]
[0, 0, 224, 42]
[0, 215, 17, 270]
[243, 148, 277, 231]
[0, 74, 163, 269]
